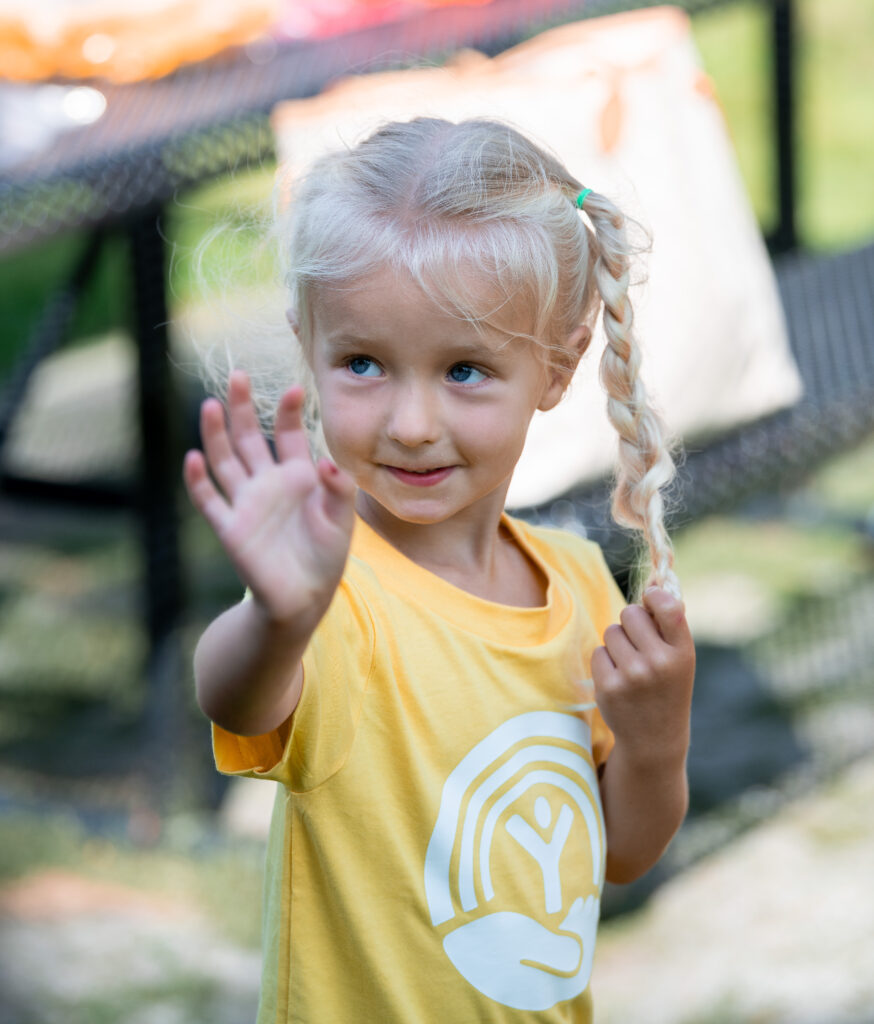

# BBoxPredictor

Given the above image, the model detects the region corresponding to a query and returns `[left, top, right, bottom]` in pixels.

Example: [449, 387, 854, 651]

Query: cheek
[460, 403, 533, 461]
[320, 406, 357, 452]
[317, 386, 375, 459]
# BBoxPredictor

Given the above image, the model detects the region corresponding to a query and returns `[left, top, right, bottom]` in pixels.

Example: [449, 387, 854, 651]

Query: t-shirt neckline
[350, 513, 572, 646]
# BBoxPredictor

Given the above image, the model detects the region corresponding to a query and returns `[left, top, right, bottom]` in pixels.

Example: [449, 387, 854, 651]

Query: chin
[359, 491, 456, 526]
[382, 504, 455, 525]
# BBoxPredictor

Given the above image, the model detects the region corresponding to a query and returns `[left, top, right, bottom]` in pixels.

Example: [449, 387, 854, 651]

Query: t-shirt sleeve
[211, 570, 376, 792]
[583, 543, 626, 767]
[586, 543, 627, 637]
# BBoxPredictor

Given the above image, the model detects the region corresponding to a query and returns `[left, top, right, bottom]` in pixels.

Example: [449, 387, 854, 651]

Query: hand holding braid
[583, 195, 680, 599]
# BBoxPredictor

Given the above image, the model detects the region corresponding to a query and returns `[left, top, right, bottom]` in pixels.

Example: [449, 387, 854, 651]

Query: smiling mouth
[385, 465, 454, 487]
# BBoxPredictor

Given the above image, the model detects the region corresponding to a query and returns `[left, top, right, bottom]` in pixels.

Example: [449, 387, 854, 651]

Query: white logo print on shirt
[424, 710, 605, 1011]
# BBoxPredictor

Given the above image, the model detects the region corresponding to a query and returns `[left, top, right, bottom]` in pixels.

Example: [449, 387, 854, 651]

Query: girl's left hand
[591, 588, 696, 767]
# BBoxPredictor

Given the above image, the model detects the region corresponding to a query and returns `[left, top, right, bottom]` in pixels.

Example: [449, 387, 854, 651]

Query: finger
[605, 618, 659, 684]
[199, 397, 250, 496]
[618, 603, 663, 652]
[273, 386, 312, 464]
[591, 644, 618, 689]
[602, 622, 641, 671]
[642, 587, 691, 647]
[183, 449, 231, 533]
[318, 457, 357, 496]
[317, 458, 356, 495]
[226, 370, 274, 473]
[315, 458, 357, 524]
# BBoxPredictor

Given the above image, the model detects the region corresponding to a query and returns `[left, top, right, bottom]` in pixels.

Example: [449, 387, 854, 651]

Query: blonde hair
[268, 117, 678, 598]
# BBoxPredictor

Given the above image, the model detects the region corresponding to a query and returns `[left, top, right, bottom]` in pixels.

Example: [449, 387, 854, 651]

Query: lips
[385, 466, 454, 487]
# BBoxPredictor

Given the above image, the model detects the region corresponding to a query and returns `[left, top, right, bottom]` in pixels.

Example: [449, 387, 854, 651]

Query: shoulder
[507, 515, 612, 578]
[314, 551, 380, 645]
[506, 515, 626, 625]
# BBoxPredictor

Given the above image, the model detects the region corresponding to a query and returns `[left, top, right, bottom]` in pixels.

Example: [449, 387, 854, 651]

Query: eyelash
[344, 358, 489, 385]
[447, 363, 488, 385]
[346, 356, 381, 377]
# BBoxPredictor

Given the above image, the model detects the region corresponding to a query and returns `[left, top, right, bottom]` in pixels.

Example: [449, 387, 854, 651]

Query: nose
[386, 381, 441, 447]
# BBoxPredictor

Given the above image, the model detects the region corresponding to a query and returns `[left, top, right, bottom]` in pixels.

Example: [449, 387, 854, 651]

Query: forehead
[308, 263, 535, 346]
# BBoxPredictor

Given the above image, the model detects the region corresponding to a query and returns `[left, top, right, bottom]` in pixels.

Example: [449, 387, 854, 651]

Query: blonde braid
[583, 193, 680, 600]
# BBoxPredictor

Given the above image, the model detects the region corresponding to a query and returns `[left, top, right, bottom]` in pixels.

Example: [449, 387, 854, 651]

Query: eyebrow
[323, 332, 510, 360]
[322, 334, 379, 350]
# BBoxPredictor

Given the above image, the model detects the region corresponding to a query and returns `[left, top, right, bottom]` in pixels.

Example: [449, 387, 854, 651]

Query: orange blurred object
[0, 0, 281, 83]
[274, 0, 494, 41]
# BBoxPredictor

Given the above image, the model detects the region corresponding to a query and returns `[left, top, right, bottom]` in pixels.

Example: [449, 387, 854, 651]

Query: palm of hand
[183, 372, 356, 624]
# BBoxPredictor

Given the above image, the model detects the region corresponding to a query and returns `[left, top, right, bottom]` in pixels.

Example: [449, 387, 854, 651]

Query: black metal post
[771, 0, 798, 252]
[128, 207, 186, 804]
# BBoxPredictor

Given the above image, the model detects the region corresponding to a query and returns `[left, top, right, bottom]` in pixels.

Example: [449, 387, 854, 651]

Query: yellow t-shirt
[213, 514, 625, 1023]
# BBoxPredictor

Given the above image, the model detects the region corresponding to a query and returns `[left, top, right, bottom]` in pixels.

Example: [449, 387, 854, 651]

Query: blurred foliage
[673, 512, 869, 608]
[692, 0, 874, 250]
[806, 429, 874, 515]
[672, 430, 874, 639]
[167, 174, 277, 307]
[0, 234, 130, 377]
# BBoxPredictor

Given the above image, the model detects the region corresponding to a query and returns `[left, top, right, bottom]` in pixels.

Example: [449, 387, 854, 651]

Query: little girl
[184, 117, 695, 1023]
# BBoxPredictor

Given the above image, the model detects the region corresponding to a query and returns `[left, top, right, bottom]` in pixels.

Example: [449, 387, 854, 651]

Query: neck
[355, 491, 546, 608]
[356, 491, 505, 577]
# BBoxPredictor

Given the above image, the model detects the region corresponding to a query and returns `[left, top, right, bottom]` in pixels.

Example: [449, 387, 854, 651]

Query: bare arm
[192, 593, 311, 737]
[184, 371, 356, 737]
[593, 588, 696, 884]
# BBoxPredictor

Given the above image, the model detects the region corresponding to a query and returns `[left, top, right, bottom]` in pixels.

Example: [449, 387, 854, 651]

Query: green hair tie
[575, 188, 593, 210]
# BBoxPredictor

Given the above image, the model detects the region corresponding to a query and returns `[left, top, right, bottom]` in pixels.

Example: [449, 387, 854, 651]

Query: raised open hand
[183, 370, 356, 625]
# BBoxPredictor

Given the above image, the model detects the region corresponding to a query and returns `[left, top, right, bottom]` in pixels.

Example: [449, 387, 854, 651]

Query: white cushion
[272, 6, 803, 506]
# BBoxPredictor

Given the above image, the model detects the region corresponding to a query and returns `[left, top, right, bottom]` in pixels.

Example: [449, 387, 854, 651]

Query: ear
[285, 308, 301, 336]
[538, 324, 592, 411]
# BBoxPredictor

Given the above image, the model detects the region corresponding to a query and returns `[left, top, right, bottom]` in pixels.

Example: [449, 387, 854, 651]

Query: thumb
[642, 586, 690, 646]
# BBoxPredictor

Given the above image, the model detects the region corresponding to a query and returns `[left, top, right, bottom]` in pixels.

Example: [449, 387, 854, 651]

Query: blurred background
[0, 1, 873, 1022]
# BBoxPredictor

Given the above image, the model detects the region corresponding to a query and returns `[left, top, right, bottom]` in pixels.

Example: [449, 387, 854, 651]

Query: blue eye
[347, 357, 381, 377]
[448, 363, 487, 384]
